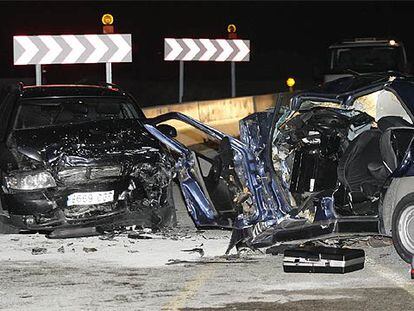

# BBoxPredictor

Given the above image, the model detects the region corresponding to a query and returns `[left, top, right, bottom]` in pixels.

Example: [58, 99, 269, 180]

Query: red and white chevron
[164, 38, 250, 62]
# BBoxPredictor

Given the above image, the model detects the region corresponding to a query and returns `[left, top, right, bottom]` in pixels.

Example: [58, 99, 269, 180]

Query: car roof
[292, 73, 414, 113]
[311, 73, 394, 95]
[20, 84, 126, 99]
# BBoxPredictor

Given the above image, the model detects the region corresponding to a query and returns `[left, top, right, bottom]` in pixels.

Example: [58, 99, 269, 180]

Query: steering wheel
[309, 110, 349, 131]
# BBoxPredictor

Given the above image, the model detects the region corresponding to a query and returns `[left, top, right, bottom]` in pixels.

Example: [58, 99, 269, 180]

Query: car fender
[380, 176, 414, 235]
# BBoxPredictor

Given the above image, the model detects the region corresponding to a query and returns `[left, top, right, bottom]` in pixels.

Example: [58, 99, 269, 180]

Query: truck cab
[324, 38, 409, 83]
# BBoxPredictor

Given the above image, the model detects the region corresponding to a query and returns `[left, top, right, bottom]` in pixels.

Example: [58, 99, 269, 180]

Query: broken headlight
[5, 171, 56, 190]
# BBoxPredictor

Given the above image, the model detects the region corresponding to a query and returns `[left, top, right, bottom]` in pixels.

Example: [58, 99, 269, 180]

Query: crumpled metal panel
[4, 119, 176, 232]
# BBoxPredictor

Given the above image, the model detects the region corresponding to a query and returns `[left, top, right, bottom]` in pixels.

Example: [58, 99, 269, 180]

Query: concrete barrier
[143, 93, 277, 145]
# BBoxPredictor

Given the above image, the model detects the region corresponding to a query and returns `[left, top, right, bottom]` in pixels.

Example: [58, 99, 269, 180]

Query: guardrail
[143, 93, 277, 145]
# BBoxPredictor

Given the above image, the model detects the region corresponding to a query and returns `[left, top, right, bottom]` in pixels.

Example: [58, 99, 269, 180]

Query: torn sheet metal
[3, 118, 176, 234]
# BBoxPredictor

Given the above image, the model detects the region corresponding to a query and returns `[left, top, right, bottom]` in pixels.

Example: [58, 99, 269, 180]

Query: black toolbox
[283, 246, 365, 274]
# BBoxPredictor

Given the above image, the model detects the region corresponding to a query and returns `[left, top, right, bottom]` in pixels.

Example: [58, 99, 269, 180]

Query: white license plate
[67, 190, 114, 206]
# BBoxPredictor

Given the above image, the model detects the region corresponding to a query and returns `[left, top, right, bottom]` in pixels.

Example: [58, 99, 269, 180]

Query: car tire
[392, 193, 414, 263]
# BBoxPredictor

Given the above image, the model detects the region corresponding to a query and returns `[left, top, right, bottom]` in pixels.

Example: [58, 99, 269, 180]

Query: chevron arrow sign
[164, 38, 250, 62]
[14, 34, 132, 65]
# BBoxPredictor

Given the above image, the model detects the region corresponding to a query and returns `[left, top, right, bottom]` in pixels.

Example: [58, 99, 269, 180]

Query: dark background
[1, 1, 413, 106]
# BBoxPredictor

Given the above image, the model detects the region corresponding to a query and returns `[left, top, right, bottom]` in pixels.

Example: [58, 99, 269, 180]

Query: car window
[331, 46, 405, 73]
[352, 90, 412, 123]
[14, 98, 142, 130]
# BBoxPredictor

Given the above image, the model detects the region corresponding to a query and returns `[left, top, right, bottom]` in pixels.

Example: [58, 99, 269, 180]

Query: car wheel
[392, 193, 414, 263]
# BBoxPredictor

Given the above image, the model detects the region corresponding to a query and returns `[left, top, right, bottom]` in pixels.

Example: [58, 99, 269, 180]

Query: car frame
[147, 73, 414, 263]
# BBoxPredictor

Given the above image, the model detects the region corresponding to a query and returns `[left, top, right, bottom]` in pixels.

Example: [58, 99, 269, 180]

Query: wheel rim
[398, 205, 414, 254]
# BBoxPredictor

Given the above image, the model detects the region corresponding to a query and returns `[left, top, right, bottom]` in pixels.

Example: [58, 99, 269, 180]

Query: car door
[144, 108, 294, 231]
[144, 113, 247, 228]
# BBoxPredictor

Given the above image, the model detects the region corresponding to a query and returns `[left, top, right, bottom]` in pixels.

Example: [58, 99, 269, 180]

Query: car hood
[10, 119, 164, 167]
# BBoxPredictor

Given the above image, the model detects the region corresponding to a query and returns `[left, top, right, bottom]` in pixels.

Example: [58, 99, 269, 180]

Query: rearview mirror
[156, 124, 177, 138]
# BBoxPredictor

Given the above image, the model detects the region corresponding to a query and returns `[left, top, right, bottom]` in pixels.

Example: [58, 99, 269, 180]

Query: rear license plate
[67, 190, 114, 206]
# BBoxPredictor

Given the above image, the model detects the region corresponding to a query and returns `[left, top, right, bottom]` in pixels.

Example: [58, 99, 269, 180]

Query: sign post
[35, 64, 41, 86]
[164, 35, 250, 102]
[13, 34, 132, 85]
[106, 62, 112, 84]
[179, 60, 184, 103]
[102, 14, 115, 83]
[227, 24, 237, 97]
[231, 62, 236, 97]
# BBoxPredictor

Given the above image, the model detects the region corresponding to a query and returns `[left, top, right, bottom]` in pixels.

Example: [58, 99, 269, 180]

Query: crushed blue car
[149, 73, 414, 263]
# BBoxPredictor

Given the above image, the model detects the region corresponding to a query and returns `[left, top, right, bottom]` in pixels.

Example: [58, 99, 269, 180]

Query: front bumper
[3, 178, 171, 232]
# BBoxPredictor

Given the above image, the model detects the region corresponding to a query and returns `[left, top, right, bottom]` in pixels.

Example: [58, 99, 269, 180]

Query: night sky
[1, 1, 414, 106]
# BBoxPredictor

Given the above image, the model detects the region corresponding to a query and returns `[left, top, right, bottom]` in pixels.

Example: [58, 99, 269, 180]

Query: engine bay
[272, 107, 379, 216]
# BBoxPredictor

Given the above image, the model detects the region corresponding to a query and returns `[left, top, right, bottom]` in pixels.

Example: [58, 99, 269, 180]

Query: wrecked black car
[0, 84, 177, 237]
[149, 74, 414, 263]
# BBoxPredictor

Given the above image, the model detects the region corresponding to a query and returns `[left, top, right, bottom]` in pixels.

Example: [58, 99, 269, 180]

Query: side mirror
[156, 124, 177, 138]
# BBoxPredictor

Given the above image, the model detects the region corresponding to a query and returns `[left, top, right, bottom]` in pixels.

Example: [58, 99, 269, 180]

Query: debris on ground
[99, 232, 119, 241]
[128, 250, 139, 253]
[82, 247, 98, 253]
[31, 247, 47, 255]
[57, 246, 65, 253]
[166, 254, 259, 266]
[266, 244, 299, 256]
[181, 244, 205, 257]
[20, 294, 33, 299]
[367, 236, 394, 248]
[127, 231, 153, 239]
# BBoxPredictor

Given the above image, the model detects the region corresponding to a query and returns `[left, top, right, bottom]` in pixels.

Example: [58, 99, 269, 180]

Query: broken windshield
[13, 98, 142, 130]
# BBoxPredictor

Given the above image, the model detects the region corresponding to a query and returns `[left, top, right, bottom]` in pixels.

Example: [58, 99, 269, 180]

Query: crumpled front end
[2, 120, 176, 233]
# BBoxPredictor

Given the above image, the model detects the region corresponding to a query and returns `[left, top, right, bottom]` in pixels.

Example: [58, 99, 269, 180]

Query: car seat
[337, 129, 383, 193]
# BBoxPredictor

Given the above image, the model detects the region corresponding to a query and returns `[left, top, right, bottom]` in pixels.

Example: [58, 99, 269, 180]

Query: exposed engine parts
[272, 107, 375, 212]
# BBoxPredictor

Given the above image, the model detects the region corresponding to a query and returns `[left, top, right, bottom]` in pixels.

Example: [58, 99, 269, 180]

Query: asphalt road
[0, 186, 413, 310]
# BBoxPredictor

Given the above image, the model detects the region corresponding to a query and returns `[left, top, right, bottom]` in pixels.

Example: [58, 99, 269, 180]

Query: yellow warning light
[286, 77, 296, 88]
[102, 14, 114, 25]
[227, 24, 237, 33]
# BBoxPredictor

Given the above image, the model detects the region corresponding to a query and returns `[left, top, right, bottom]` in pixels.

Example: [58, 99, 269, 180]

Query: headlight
[5, 171, 56, 190]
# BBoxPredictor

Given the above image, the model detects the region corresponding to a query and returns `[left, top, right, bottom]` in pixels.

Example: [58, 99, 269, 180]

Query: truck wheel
[392, 193, 414, 263]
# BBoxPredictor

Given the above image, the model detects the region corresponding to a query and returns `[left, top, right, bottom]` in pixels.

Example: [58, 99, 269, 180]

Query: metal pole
[231, 62, 236, 97]
[35, 65, 42, 86]
[106, 63, 112, 84]
[179, 61, 184, 103]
